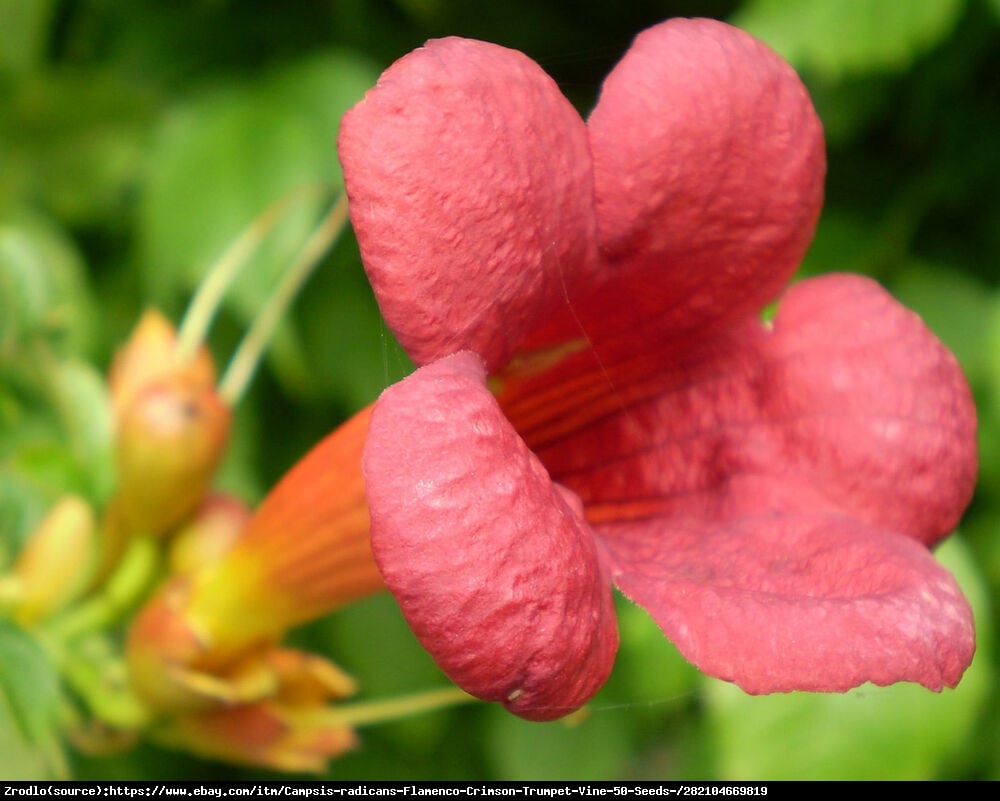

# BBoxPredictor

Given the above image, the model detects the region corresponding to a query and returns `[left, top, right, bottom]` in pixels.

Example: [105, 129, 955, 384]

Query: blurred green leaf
[734, 0, 965, 79]
[1, 70, 154, 225]
[705, 535, 992, 780]
[485, 703, 635, 780]
[0, 207, 97, 360]
[612, 598, 701, 715]
[0, 363, 64, 556]
[44, 359, 114, 503]
[0, 619, 65, 779]
[889, 260, 994, 386]
[0, 355, 112, 528]
[0, 0, 54, 78]
[0, 471, 48, 564]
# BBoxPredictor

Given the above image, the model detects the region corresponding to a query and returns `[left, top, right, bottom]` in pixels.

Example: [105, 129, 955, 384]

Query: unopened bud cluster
[1, 307, 379, 773]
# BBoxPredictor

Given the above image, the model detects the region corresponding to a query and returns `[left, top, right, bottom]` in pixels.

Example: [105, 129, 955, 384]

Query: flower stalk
[219, 192, 350, 405]
[306, 685, 476, 730]
[175, 182, 330, 365]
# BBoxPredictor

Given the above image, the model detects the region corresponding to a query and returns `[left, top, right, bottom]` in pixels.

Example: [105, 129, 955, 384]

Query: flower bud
[128, 578, 359, 772]
[5, 495, 97, 624]
[125, 576, 218, 713]
[113, 375, 231, 537]
[109, 309, 215, 423]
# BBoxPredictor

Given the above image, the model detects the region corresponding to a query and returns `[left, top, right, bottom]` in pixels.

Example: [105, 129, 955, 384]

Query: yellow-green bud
[6, 495, 97, 624]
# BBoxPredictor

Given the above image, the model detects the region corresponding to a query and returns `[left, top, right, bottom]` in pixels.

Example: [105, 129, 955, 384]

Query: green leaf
[733, 0, 965, 79]
[0, 619, 65, 779]
[1, 71, 155, 226]
[0, 468, 52, 561]
[43, 359, 114, 503]
[705, 535, 992, 779]
[889, 260, 994, 387]
[612, 597, 701, 715]
[485, 703, 635, 780]
[0, 207, 97, 360]
[0, 0, 54, 78]
[0, 355, 112, 527]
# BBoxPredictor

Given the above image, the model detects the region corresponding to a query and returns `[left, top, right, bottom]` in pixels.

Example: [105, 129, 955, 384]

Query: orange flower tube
[127, 405, 384, 713]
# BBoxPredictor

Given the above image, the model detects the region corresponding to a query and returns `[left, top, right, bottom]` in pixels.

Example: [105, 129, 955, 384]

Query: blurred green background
[2, 0, 999, 782]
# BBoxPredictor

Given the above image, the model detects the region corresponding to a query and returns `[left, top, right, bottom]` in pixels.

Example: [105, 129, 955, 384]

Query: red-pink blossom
[338, 18, 978, 721]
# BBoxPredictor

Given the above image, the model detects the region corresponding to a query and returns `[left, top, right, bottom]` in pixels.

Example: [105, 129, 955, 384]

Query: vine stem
[218, 192, 350, 406]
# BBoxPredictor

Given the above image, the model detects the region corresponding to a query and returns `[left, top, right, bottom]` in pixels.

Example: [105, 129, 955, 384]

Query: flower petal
[761, 274, 978, 545]
[584, 18, 825, 341]
[339, 38, 600, 372]
[495, 273, 977, 693]
[363, 351, 618, 720]
[499, 275, 976, 549]
[601, 506, 975, 694]
[156, 702, 358, 773]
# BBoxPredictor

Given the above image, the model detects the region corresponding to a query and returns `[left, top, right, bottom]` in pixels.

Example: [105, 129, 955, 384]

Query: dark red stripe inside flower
[338, 18, 978, 721]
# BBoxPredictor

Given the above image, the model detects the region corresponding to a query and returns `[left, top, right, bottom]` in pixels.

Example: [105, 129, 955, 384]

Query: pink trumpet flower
[337, 18, 978, 721]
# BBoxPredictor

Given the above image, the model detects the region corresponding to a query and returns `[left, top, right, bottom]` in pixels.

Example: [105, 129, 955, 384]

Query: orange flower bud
[107, 308, 229, 539]
[3, 495, 97, 624]
[126, 573, 359, 715]
[109, 309, 215, 422]
[265, 647, 357, 705]
[113, 375, 231, 537]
